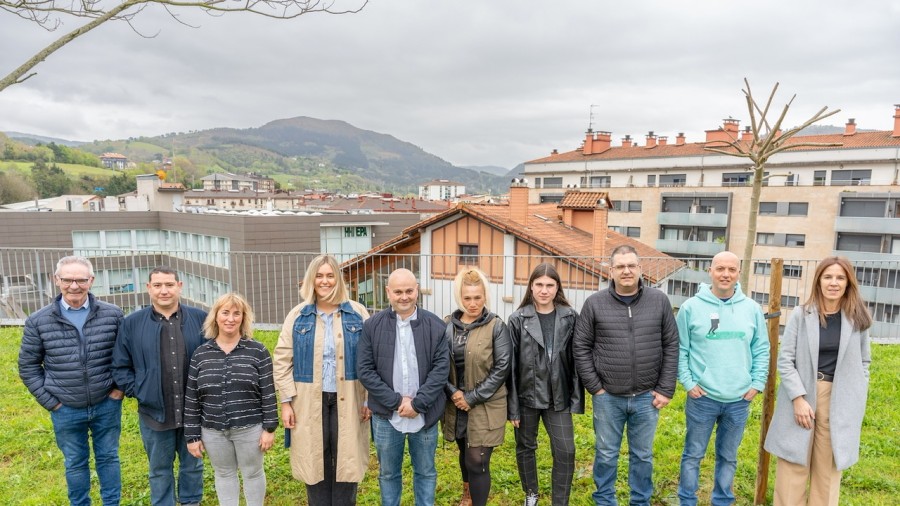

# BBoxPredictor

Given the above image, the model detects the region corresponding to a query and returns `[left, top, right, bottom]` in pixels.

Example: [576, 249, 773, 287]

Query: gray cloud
[2, 0, 899, 167]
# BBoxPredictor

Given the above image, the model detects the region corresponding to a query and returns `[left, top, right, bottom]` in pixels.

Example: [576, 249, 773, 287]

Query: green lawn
[2, 327, 896, 505]
[2, 160, 120, 178]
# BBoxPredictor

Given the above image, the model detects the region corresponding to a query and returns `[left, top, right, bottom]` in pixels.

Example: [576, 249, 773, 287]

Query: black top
[817, 311, 841, 377]
[142, 309, 186, 431]
[536, 309, 557, 358]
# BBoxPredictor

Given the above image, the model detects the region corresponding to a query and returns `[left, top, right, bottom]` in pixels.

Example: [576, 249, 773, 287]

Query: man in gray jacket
[573, 245, 680, 506]
[356, 268, 450, 506]
[19, 256, 124, 506]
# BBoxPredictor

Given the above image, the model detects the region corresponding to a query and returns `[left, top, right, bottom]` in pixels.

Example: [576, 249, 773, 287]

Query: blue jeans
[678, 395, 751, 506]
[591, 391, 659, 506]
[372, 415, 438, 506]
[50, 394, 123, 506]
[138, 418, 204, 506]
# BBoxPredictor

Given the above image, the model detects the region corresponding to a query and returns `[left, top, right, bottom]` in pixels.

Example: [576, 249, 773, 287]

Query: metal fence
[2, 247, 898, 339]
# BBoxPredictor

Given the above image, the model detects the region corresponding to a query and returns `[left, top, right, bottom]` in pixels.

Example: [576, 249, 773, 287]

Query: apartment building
[521, 105, 900, 335]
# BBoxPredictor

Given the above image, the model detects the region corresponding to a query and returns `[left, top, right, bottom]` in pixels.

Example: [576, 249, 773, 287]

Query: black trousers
[514, 405, 576, 505]
[305, 392, 358, 505]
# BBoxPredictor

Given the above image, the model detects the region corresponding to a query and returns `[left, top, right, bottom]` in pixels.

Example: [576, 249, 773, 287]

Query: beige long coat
[273, 300, 370, 484]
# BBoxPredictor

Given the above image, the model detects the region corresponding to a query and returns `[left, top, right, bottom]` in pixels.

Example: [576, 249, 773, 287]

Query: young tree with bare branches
[1, 0, 368, 93]
[704, 78, 841, 291]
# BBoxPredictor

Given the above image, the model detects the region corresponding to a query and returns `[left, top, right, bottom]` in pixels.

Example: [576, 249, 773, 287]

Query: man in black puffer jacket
[573, 245, 679, 506]
[19, 256, 125, 506]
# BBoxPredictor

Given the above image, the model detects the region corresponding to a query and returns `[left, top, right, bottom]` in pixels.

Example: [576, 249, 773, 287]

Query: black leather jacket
[507, 304, 584, 420]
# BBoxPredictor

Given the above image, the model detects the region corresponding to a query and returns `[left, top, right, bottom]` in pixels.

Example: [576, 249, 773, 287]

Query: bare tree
[1, 0, 368, 93]
[705, 78, 841, 291]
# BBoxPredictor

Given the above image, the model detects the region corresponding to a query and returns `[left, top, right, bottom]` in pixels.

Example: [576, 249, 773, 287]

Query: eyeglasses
[58, 277, 92, 287]
[611, 264, 640, 272]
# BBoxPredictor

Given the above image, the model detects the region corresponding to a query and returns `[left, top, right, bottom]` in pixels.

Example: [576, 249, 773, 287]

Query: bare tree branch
[705, 79, 840, 291]
[1, 0, 368, 92]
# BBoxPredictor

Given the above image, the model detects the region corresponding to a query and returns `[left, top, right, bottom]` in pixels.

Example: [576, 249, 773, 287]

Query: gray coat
[764, 306, 871, 470]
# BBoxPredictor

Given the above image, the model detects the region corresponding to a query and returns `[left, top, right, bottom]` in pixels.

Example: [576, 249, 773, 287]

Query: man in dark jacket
[573, 245, 679, 506]
[357, 268, 450, 506]
[112, 266, 207, 506]
[19, 256, 125, 506]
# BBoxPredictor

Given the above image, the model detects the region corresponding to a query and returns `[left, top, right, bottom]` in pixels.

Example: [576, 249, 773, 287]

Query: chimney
[591, 195, 611, 260]
[621, 135, 633, 148]
[582, 130, 612, 155]
[676, 132, 686, 146]
[551, 149, 558, 155]
[645, 131, 657, 148]
[844, 118, 857, 136]
[893, 105, 900, 137]
[658, 136, 668, 147]
[509, 178, 530, 224]
[741, 126, 754, 142]
[706, 118, 740, 143]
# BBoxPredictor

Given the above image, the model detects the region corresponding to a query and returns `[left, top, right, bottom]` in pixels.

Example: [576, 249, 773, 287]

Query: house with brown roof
[343, 181, 683, 319]
[100, 152, 128, 169]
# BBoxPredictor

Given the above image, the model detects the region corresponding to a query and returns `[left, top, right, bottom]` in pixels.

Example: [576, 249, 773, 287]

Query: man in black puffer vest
[19, 256, 125, 506]
[573, 245, 679, 506]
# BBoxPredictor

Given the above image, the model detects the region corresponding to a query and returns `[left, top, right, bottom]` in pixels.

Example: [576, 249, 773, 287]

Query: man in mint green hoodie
[676, 251, 769, 506]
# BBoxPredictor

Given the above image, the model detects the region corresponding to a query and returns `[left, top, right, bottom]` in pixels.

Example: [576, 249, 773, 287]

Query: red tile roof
[348, 202, 684, 284]
[559, 191, 611, 210]
[526, 130, 900, 165]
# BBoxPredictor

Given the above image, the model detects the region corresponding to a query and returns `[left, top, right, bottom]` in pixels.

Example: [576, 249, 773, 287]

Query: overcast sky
[2, 1, 899, 168]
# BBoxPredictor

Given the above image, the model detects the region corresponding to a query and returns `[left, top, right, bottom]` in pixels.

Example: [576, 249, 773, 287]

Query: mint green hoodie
[676, 282, 769, 402]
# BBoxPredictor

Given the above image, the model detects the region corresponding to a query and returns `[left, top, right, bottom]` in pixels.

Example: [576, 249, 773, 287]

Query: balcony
[834, 250, 900, 263]
[834, 216, 900, 235]
[656, 239, 726, 256]
[858, 285, 900, 306]
[658, 211, 728, 228]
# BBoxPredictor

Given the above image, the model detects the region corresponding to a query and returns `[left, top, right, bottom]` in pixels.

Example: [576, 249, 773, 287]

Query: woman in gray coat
[764, 256, 872, 506]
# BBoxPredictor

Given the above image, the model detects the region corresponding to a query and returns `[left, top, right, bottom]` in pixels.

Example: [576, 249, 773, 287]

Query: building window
[831, 169, 872, 186]
[590, 176, 611, 188]
[722, 172, 752, 186]
[753, 262, 802, 278]
[759, 202, 778, 215]
[534, 177, 541, 188]
[667, 279, 698, 297]
[459, 244, 479, 265]
[836, 233, 882, 253]
[628, 201, 643, 212]
[786, 234, 806, 247]
[756, 233, 775, 245]
[785, 173, 797, 186]
[322, 226, 372, 261]
[813, 170, 826, 186]
[784, 265, 803, 278]
[539, 194, 564, 203]
[647, 175, 657, 187]
[626, 227, 641, 238]
[752, 291, 770, 305]
[788, 203, 809, 216]
[611, 201, 624, 212]
[659, 174, 686, 187]
[841, 199, 885, 217]
[781, 295, 800, 307]
[543, 177, 563, 188]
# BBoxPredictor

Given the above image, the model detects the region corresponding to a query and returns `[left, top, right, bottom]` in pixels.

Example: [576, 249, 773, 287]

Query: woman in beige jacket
[273, 255, 371, 505]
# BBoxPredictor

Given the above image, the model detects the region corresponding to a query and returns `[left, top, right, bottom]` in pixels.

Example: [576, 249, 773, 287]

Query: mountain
[4, 131, 85, 147]
[75, 117, 507, 194]
[463, 165, 512, 177]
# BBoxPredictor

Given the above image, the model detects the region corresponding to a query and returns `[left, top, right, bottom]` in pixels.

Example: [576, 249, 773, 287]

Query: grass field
[1, 160, 121, 179]
[2, 327, 897, 505]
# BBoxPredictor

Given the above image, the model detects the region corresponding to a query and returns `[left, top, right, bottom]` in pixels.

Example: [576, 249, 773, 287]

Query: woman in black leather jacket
[507, 263, 583, 506]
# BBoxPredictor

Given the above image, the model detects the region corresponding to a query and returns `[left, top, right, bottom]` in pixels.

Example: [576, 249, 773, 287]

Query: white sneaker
[524, 492, 538, 506]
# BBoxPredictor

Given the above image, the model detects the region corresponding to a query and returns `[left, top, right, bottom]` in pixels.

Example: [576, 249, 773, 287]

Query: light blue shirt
[318, 308, 338, 393]
[59, 298, 90, 340]
[391, 309, 424, 433]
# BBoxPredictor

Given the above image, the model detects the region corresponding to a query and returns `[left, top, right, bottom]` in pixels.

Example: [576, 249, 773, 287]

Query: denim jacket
[291, 301, 365, 383]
